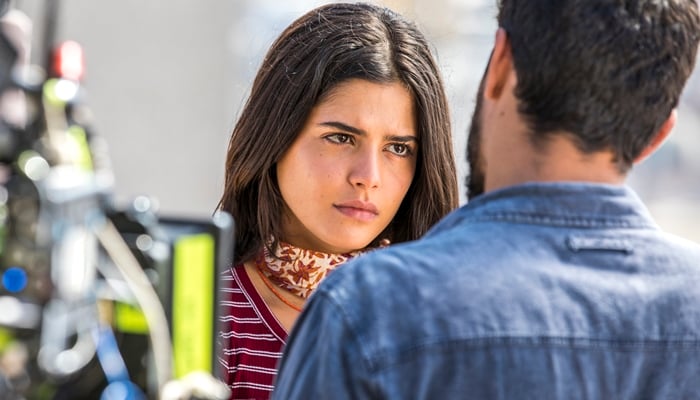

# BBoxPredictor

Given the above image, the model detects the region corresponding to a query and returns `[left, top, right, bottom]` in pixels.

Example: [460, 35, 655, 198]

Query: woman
[217, 3, 458, 399]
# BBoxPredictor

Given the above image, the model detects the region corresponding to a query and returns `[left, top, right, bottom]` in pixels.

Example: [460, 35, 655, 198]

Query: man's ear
[484, 28, 513, 101]
[634, 110, 677, 164]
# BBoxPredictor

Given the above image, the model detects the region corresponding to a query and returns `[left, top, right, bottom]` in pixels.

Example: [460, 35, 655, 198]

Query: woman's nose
[348, 150, 381, 189]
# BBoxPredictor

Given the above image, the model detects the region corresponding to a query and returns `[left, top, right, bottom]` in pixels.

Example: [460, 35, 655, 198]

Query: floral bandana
[255, 241, 364, 299]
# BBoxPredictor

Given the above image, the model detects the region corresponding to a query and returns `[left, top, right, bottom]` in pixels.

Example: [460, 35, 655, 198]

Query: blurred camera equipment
[0, 1, 233, 399]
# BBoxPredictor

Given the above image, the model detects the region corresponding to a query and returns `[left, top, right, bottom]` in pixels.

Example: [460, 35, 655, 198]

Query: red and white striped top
[218, 263, 288, 400]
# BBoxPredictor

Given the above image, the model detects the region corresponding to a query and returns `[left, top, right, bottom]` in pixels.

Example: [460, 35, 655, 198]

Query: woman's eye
[325, 133, 353, 144]
[387, 143, 412, 156]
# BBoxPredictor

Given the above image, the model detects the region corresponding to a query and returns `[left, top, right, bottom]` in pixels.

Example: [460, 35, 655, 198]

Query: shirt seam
[316, 288, 381, 382]
[367, 335, 700, 373]
[458, 213, 656, 229]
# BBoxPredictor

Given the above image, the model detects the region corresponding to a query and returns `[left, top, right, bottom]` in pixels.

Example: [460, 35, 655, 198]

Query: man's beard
[466, 77, 486, 201]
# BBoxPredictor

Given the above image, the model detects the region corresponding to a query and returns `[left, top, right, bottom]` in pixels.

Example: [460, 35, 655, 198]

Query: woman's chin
[318, 238, 373, 254]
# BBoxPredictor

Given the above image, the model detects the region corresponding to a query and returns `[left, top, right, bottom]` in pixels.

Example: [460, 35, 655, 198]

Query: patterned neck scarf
[255, 241, 364, 299]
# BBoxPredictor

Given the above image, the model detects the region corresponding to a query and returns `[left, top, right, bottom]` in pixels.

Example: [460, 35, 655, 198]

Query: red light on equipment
[51, 40, 85, 82]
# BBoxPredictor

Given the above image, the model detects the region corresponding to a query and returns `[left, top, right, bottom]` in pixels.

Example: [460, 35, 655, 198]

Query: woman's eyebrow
[319, 121, 417, 141]
[318, 121, 364, 135]
[386, 135, 418, 143]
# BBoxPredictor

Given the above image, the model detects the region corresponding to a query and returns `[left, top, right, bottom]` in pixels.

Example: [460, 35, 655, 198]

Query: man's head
[467, 0, 700, 199]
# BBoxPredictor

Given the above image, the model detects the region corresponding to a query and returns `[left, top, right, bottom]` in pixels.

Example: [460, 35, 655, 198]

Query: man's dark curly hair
[498, 0, 700, 172]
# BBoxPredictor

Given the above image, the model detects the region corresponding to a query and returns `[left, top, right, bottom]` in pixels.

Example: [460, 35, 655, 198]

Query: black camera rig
[0, 2, 233, 399]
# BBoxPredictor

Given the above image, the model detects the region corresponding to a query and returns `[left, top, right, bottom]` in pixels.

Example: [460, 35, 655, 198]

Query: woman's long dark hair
[218, 2, 458, 264]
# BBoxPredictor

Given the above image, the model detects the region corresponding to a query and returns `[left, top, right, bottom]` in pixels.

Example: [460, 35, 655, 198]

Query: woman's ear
[634, 110, 677, 165]
[484, 28, 513, 101]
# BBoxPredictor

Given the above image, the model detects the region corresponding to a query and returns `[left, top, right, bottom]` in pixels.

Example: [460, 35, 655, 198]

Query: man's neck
[484, 133, 626, 193]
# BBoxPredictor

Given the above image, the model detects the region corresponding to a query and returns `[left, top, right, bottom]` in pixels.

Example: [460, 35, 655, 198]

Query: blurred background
[12, 0, 700, 243]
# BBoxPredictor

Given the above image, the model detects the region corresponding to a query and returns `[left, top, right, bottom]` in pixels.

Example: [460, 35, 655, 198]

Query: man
[272, 0, 700, 398]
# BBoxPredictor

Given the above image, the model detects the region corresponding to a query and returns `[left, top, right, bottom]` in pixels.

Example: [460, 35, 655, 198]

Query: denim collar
[435, 182, 657, 232]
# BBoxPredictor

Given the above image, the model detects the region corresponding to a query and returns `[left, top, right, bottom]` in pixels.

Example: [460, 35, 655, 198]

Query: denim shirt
[273, 183, 700, 400]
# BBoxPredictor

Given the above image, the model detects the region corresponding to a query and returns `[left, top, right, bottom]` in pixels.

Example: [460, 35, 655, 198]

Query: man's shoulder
[659, 230, 700, 251]
[319, 208, 534, 302]
[314, 224, 526, 328]
[322, 223, 486, 292]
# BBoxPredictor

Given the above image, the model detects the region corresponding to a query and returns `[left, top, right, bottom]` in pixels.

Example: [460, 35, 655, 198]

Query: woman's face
[276, 79, 418, 254]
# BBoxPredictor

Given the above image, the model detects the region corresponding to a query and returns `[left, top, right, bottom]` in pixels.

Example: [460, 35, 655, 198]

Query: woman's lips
[334, 200, 379, 221]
